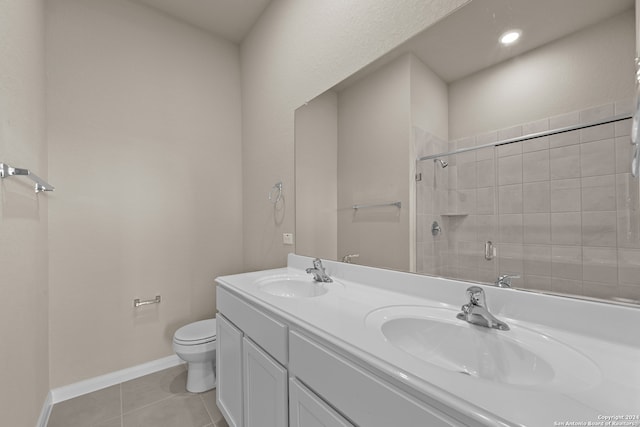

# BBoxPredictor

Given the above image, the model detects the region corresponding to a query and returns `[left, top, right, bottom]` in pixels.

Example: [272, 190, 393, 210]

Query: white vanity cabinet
[289, 379, 354, 427]
[216, 283, 475, 427]
[217, 287, 289, 427]
[216, 315, 244, 427]
[289, 331, 466, 427]
[243, 337, 288, 426]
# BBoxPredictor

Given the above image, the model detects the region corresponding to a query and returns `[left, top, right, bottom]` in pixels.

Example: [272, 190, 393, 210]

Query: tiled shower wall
[416, 101, 640, 303]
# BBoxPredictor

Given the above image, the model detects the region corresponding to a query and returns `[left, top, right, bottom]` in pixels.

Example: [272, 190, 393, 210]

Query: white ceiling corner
[130, 0, 272, 43]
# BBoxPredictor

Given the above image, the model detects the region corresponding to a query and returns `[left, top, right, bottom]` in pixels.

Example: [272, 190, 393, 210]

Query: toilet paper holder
[133, 295, 161, 308]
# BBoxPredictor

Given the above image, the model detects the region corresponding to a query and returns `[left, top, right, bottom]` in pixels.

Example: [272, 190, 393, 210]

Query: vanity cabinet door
[289, 331, 462, 427]
[243, 337, 288, 427]
[290, 379, 354, 427]
[217, 314, 244, 427]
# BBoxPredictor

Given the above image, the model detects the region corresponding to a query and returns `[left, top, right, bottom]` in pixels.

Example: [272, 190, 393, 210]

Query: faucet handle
[465, 286, 486, 306]
[496, 274, 520, 288]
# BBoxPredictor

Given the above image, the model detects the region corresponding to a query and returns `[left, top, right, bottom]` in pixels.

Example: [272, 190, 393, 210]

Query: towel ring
[269, 182, 283, 204]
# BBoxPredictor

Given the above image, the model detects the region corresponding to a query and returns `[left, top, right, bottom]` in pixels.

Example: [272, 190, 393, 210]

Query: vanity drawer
[289, 331, 461, 427]
[217, 286, 288, 365]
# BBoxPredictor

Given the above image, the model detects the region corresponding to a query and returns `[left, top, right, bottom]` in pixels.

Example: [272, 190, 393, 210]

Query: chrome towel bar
[133, 295, 161, 308]
[0, 162, 55, 193]
[353, 201, 401, 210]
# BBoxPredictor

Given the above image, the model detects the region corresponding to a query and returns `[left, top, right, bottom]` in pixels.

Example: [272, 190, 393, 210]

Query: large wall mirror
[295, 0, 640, 305]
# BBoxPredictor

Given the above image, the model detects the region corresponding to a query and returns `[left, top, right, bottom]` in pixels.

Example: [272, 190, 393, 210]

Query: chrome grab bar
[133, 295, 161, 308]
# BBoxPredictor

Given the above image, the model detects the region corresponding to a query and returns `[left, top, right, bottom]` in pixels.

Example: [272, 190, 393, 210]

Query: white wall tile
[551, 212, 582, 245]
[582, 175, 616, 212]
[618, 248, 640, 285]
[618, 285, 640, 302]
[476, 214, 497, 242]
[476, 187, 495, 214]
[582, 211, 617, 247]
[550, 129, 580, 149]
[523, 275, 552, 291]
[497, 243, 524, 277]
[579, 103, 615, 123]
[580, 139, 615, 177]
[580, 123, 614, 143]
[582, 282, 616, 300]
[457, 161, 477, 189]
[550, 178, 581, 213]
[523, 182, 550, 213]
[522, 119, 550, 153]
[497, 126, 523, 157]
[523, 214, 551, 244]
[615, 136, 633, 173]
[582, 246, 618, 284]
[614, 99, 634, 116]
[499, 214, 523, 243]
[523, 150, 550, 182]
[476, 159, 495, 188]
[457, 189, 477, 214]
[523, 245, 552, 276]
[615, 173, 640, 211]
[498, 184, 523, 214]
[552, 278, 583, 295]
[498, 154, 523, 185]
[617, 211, 640, 249]
[614, 117, 632, 137]
[550, 111, 579, 129]
[550, 145, 580, 179]
[552, 245, 582, 280]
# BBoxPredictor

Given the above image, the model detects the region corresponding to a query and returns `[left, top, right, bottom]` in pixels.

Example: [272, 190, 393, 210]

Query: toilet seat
[174, 318, 217, 346]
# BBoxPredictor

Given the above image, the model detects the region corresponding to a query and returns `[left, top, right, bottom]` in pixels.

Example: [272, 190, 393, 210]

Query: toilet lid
[174, 318, 217, 343]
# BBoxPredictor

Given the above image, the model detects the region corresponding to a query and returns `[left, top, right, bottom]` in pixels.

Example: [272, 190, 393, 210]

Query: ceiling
[413, 0, 634, 82]
[335, 0, 634, 90]
[130, 0, 272, 43]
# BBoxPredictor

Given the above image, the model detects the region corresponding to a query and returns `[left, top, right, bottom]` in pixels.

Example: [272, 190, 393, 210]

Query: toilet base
[186, 360, 216, 393]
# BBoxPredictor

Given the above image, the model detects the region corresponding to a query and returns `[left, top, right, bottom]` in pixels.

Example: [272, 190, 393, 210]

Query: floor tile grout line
[120, 383, 124, 427]
[121, 392, 181, 416]
[199, 393, 215, 424]
[120, 365, 190, 416]
[49, 366, 216, 427]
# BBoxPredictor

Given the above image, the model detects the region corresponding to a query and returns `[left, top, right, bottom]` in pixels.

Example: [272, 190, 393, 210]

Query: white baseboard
[36, 391, 52, 427]
[50, 354, 184, 404]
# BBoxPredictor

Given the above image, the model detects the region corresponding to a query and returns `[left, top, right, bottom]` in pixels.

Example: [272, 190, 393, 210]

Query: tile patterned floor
[47, 365, 228, 427]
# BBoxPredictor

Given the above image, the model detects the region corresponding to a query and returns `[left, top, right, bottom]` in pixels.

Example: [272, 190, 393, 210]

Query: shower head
[434, 159, 448, 168]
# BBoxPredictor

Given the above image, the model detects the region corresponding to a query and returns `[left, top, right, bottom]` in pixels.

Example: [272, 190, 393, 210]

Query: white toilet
[172, 318, 217, 393]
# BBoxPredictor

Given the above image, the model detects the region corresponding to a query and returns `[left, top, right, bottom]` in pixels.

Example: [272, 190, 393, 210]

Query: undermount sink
[366, 306, 601, 392]
[255, 275, 334, 298]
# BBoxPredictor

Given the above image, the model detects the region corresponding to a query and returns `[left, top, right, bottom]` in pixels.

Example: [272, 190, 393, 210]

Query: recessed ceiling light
[500, 30, 521, 46]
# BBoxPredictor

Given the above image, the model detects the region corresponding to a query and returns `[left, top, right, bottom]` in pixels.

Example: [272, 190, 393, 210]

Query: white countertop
[215, 254, 640, 426]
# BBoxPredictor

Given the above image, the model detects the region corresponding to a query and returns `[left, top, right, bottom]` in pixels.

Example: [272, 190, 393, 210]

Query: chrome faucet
[306, 258, 333, 283]
[495, 274, 520, 288]
[456, 286, 509, 331]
